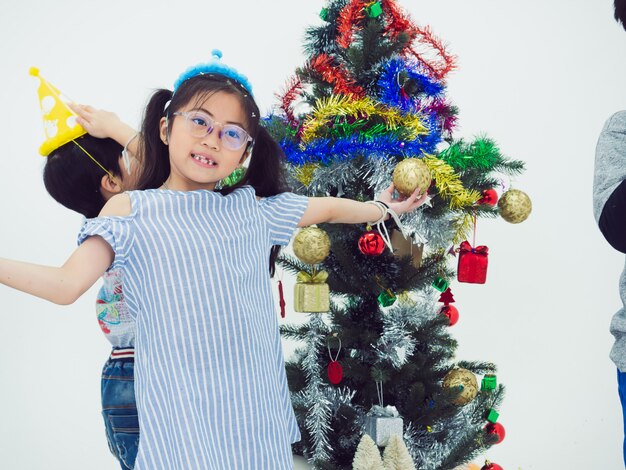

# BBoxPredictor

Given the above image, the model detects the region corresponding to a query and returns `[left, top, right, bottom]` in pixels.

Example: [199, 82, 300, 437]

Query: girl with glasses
[1, 53, 426, 469]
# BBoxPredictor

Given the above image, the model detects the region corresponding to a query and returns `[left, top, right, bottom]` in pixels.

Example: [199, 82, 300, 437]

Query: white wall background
[0, 1, 623, 468]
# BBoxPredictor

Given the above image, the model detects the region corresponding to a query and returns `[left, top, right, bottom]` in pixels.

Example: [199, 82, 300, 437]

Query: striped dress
[78, 186, 308, 470]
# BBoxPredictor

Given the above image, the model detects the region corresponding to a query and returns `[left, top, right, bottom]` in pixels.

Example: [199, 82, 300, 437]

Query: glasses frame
[172, 111, 253, 151]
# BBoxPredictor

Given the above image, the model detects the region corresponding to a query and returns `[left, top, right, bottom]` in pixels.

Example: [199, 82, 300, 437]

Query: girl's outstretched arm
[69, 104, 140, 160]
[0, 237, 114, 305]
[297, 183, 427, 227]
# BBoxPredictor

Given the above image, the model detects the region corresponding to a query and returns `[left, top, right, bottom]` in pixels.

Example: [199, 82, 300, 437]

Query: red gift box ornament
[457, 241, 489, 284]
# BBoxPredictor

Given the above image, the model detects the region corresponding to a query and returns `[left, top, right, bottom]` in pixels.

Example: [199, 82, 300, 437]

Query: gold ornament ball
[442, 368, 478, 406]
[392, 158, 432, 197]
[498, 189, 532, 224]
[293, 227, 331, 265]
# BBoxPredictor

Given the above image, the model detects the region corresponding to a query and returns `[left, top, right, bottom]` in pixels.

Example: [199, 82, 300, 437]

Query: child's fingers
[413, 192, 429, 207]
[68, 103, 91, 119]
[411, 188, 421, 202]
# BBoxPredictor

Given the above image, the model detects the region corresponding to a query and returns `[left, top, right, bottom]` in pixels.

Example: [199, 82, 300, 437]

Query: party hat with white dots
[29, 67, 86, 156]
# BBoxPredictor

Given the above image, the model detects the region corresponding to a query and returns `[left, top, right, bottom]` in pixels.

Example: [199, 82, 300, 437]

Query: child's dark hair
[43, 135, 123, 218]
[137, 74, 290, 275]
[616, 0, 626, 30]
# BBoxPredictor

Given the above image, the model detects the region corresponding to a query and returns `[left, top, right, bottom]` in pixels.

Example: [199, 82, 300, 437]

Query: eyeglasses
[173, 111, 253, 151]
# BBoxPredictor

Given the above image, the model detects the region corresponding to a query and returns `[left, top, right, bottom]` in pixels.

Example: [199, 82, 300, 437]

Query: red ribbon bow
[459, 241, 488, 255]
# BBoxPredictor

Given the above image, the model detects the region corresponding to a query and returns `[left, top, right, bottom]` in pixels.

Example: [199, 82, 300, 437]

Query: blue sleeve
[257, 192, 309, 246]
[77, 216, 134, 271]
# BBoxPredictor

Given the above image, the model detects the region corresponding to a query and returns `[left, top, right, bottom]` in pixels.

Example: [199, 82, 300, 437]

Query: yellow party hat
[29, 67, 87, 156]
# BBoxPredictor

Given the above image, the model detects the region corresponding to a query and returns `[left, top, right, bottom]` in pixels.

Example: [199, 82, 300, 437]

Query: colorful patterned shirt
[96, 269, 134, 348]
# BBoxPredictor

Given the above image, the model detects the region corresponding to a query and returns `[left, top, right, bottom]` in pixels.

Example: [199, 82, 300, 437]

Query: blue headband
[172, 49, 253, 96]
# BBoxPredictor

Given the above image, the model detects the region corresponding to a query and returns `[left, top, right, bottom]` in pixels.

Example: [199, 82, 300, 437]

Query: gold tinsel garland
[299, 95, 428, 145]
[420, 155, 481, 244]
[451, 212, 475, 244]
[421, 155, 481, 210]
[294, 163, 320, 187]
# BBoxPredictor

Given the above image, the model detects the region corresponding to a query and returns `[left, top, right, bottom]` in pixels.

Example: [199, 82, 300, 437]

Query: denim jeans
[618, 369, 626, 468]
[102, 357, 139, 470]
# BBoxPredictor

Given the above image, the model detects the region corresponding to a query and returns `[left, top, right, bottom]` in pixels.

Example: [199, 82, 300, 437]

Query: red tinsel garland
[276, 75, 303, 126]
[406, 25, 457, 81]
[380, 0, 418, 41]
[336, 0, 368, 49]
[309, 54, 365, 98]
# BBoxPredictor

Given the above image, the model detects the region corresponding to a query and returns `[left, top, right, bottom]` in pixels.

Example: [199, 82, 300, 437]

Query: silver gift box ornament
[364, 405, 404, 447]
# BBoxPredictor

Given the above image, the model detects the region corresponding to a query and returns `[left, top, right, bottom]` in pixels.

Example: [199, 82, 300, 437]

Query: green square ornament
[486, 408, 499, 423]
[320, 8, 329, 21]
[432, 276, 449, 292]
[481, 374, 497, 391]
[367, 2, 383, 18]
[377, 290, 396, 307]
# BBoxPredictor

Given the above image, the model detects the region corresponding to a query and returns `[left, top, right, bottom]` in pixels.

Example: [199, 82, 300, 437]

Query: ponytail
[136, 89, 173, 190]
[220, 126, 290, 277]
[221, 126, 288, 197]
[616, 0, 626, 30]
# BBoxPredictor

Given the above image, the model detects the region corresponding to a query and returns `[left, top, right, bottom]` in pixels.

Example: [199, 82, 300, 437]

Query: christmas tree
[264, 1, 528, 468]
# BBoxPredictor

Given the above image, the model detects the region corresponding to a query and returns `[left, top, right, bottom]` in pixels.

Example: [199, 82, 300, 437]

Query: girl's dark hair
[616, 0, 626, 30]
[137, 74, 290, 275]
[43, 135, 123, 218]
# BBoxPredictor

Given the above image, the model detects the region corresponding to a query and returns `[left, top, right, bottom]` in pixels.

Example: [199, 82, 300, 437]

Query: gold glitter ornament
[293, 227, 331, 265]
[442, 368, 478, 406]
[498, 189, 532, 224]
[392, 158, 432, 197]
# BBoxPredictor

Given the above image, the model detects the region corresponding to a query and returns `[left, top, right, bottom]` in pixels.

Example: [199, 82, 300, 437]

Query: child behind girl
[4, 54, 426, 469]
[41, 102, 141, 469]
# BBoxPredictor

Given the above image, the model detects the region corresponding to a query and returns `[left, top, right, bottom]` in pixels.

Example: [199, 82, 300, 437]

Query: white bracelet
[364, 201, 405, 253]
[365, 201, 387, 225]
[121, 133, 139, 176]
[123, 132, 139, 154]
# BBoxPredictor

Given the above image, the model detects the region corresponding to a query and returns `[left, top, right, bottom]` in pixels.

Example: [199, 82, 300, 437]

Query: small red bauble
[481, 462, 503, 470]
[439, 305, 459, 326]
[485, 422, 506, 444]
[358, 231, 385, 256]
[327, 360, 343, 384]
[478, 189, 498, 206]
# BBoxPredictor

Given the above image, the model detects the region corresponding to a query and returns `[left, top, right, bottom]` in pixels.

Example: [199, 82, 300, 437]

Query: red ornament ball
[481, 462, 503, 470]
[478, 189, 498, 206]
[327, 361, 343, 384]
[485, 422, 506, 444]
[439, 305, 459, 326]
[358, 231, 385, 256]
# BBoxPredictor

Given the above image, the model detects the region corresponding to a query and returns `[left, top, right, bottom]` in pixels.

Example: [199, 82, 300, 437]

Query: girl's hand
[377, 183, 429, 216]
[69, 103, 122, 139]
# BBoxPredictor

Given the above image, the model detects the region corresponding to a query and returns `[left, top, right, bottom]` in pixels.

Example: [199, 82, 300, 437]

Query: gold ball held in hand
[442, 368, 478, 406]
[293, 227, 331, 265]
[392, 158, 432, 197]
[497, 189, 532, 224]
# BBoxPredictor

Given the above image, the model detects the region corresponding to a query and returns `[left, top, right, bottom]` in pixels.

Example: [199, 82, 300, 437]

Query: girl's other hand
[377, 183, 429, 216]
[69, 103, 122, 139]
